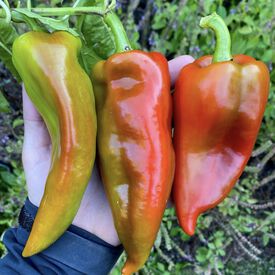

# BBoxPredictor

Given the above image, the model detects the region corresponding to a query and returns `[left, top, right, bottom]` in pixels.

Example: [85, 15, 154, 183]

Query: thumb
[169, 55, 195, 87]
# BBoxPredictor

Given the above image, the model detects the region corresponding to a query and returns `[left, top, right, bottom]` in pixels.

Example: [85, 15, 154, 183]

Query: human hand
[22, 55, 194, 247]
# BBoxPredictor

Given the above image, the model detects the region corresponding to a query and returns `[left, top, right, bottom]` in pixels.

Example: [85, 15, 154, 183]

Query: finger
[22, 86, 51, 150]
[169, 55, 195, 87]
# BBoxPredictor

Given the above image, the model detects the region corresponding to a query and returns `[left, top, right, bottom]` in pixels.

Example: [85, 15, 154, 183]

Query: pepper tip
[179, 213, 198, 236]
[122, 259, 139, 275]
[22, 248, 32, 258]
[22, 240, 40, 258]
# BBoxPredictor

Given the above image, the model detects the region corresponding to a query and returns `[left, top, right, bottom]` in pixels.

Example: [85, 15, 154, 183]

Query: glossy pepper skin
[92, 50, 175, 275]
[173, 54, 270, 236]
[12, 31, 97, 256]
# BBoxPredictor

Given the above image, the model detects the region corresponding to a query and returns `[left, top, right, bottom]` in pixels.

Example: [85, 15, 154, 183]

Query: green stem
[0, 6, 109, 18]
[200, 12, 232, 63]
[105, 0, 116, 11]
[27, 0, 31, 10]
[62, 0, 82, 21]
[0, 40, 12, 55]
[3, 0, 9, 8]
[0, 0, 11, 23]
[104, 12, 132, 53]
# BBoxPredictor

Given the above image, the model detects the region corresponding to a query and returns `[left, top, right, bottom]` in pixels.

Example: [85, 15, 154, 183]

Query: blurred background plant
[0, 0, 274, 274]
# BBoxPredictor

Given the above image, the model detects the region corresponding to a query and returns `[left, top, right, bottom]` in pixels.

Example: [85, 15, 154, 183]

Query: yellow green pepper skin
[12, 31, 97, 257]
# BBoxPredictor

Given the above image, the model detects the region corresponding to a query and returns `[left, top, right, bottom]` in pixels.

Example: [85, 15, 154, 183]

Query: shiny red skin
[173, 54, 270, 236]
[92, 50, 175, 275]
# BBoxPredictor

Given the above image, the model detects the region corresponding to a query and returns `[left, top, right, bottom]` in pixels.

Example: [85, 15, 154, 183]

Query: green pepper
[12, 31, 97, 257]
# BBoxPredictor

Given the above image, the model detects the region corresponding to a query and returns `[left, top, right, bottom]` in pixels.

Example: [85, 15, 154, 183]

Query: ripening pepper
[12, 31, 97, 256]
[173, 13, 270, 236]
[91, 13, 175, 275]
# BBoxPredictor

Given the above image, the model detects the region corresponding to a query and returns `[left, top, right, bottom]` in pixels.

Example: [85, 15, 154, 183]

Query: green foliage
[0, 19, 20, 81]
[0, 91, 10, 113]
[77, 0, 116, 74]
[0, 162, 26, 256]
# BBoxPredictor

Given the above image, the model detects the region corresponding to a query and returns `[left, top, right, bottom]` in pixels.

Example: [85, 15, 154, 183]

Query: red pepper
[91, 13, 175, 274]
[173, 13, 270, 236]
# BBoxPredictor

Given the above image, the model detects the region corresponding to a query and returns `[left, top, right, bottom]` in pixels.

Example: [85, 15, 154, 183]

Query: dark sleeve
[0, 198, 123, 275]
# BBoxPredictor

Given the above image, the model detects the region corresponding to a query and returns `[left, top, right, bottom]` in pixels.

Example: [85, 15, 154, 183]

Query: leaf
[12, 10, 78, 36]
[0, 171, 16, 186]
[263, 234, 270, 246]
[77, 0, 116, 73]
[0, 219, 11, 225]
[80, 14, 115, 59]
[196, 247, 209, 263]
[78, 47, 102, 75]
[214, 238, 223, 248]
[12, 118, 24, 128]
[0, 19, 21, 81]
[218, 249, 226, 256]
[225, 14, 240, 25]
[154, 230, 162, 249]
[217, 6, 227, 18]
[157, 263, 165, 271]
[208, 243, 215, 249]
[232, 35, 247, 54]
[238, 26, 253, 35]
[0, 91, 10, 113]
[216, 259, 224, 269]
[245, 36, 259, 51]
[152, 16, 167, 30]
[243, 16, 254, 26]
[262, 33, 271, 46]
[203, 0, 213, 14]
[51, 0, 63, 6]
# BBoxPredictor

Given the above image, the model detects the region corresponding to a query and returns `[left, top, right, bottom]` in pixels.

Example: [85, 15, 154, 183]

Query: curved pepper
[173, 13, 270, 236]
[12, 31, 97, 256]
[92, 49, 175, 275]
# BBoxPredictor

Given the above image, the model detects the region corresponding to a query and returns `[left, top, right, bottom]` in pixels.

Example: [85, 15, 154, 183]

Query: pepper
[173, 13, 270, 236]
[91, 13, 175, 275]
[12, 31, 97, 256]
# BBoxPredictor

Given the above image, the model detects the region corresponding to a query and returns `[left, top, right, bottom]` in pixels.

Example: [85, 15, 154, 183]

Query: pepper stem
[104, 12, 132, 53]
[0, 0, 11, 23]
[0, 6, 112, 19]
[200, 12, 232, 63]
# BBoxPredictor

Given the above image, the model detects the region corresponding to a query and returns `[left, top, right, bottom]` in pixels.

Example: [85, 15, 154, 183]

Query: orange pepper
[92, 13, 175, 275]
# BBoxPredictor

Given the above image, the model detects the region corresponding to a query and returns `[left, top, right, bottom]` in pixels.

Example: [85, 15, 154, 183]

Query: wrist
[17, 198, 123, 274]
